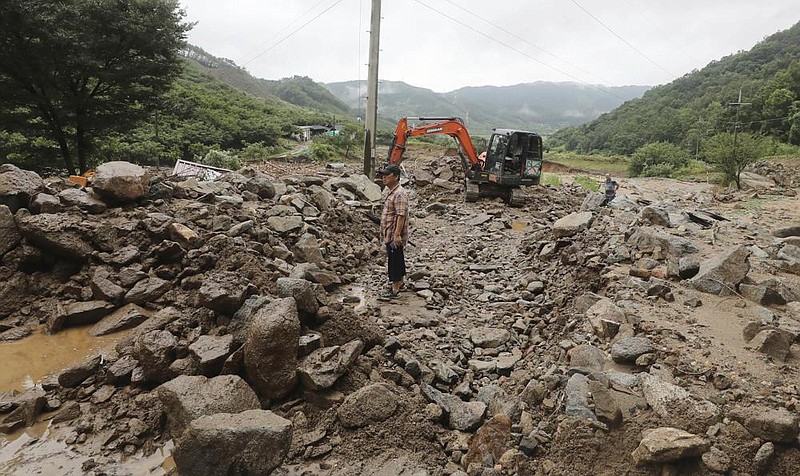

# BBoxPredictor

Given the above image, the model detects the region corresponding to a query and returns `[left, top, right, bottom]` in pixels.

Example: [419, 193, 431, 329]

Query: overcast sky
[179, 0, 799, 93]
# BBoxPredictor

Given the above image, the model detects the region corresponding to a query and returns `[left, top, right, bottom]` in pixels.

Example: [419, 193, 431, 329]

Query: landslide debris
[1, 156, 800, 476]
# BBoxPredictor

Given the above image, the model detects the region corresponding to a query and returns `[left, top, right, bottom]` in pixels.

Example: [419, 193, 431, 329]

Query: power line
[239, 0, 331, 64]
[411, 0, 627, 101]
[621, 0, 701, 66]
[569, 0, 675, 78]
[241, 0, 347, 68]
[440, 0, 611, 85]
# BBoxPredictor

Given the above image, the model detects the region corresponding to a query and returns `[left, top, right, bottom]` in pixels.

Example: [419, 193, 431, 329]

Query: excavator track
[508, 188, 525, 207]
[465, 182, 480, 202]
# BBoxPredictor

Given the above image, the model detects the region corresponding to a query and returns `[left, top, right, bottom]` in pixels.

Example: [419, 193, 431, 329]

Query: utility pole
[363, 0, 381, 178]
[729, 89, 751, 165]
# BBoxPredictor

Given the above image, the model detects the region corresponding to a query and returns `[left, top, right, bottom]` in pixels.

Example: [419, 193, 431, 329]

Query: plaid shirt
[380, 183, 409, 244]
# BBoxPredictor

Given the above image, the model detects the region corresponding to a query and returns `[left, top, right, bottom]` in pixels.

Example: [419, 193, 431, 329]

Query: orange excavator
[386, 116, 543, 206]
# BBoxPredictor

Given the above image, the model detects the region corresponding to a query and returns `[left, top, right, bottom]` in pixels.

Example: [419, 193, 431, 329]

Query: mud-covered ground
[1, 152, 800, 476]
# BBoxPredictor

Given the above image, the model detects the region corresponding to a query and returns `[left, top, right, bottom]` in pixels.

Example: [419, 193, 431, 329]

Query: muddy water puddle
[0, 423, 174, 475]
[0, 326, 126, 392]
[511, 220, 528, 232]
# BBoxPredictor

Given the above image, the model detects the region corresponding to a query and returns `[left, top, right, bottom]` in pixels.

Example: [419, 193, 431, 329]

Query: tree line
[0, 0, 352, 175]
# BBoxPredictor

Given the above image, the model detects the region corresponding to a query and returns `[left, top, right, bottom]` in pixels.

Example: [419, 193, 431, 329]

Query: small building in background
[296, 125, 331, 142]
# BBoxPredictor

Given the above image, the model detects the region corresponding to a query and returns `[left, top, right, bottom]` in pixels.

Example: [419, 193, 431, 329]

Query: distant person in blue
[602, 173, 619, 206]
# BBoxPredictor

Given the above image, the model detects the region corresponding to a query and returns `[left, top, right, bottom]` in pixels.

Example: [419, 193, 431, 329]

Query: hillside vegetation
[552, 22, 800, 156]
[548, 20, 800, 187]
[184, 45, 352, 118]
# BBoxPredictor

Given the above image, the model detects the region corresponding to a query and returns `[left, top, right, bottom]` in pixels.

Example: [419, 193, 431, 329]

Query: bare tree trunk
[76, 119, 88, 174]
[55, 130, 76, 175]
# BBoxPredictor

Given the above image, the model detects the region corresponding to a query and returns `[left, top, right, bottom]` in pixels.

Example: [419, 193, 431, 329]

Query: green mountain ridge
[179, 45, 650, 137]
[552, 20, 800, 154]
[181, 45, 351, 118]
[324, 80, 650, 135]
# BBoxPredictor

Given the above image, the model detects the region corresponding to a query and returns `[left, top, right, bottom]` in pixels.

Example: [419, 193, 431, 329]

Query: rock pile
[2, 156, 800, 475]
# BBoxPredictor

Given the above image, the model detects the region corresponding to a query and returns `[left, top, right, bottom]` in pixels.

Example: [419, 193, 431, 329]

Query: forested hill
[551, 20, 800, 154]
[324, 80, 649, 136]
[182, 45, 352, 117]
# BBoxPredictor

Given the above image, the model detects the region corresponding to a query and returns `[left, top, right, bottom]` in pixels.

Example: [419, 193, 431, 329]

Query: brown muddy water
[511, 220, 528, 232]
[0, 422, 175, 475]
[0, 325, 149, 474]
[0, 326, 125, 392]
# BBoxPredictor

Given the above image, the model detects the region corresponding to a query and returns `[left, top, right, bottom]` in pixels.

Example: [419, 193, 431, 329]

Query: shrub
[629, 142, 690, 177]
[309, 141, 337, 162]
[200, 149, 241, 170]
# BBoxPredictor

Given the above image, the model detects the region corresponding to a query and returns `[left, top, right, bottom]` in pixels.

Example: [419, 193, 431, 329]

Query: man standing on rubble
[602, 173, 619, 206]
[377, 164, 409, 300]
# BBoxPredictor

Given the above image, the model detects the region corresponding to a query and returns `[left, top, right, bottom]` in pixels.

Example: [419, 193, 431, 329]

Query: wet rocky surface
[0, 155, 800, 475]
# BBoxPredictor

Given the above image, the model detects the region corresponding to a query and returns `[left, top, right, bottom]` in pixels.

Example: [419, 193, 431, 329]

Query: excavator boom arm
[387, 117, 481, 166]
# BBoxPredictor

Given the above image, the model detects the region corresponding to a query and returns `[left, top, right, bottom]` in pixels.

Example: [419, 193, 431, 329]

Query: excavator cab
[467, 129, 542, 205]
[482, 130, 542, 181]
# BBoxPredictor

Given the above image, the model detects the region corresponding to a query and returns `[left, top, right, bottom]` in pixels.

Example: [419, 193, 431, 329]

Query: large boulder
[639, 374, 720, 433]
[90, 303, 150, 336]
[632, 427, 709, 465]
[580, 192, 605, 211]
[469, 327, 511, 348]
[627, 227, 697, 257]
[689, 245, 750, 296]
[49, 301, 115, 333]
[421, 384, 486, 431]
[297, 340, 364, 390]
[57, 188, 107, 214]
[198, 271, 250, 315]
[640, 206, 671, 227]
[276, 277, 319, 315]
[0, 205, 21, 256]
[267, 215, 304, 234]
[749, 329, 792, 361]
[228, 295, 270, 346]
[325, 175, 382, 202]
[336, 383, 398, 428]
[0, 164, 43, 212]
[294, 233, 324, 264]
[124, 277, 171, 304]
[463, 414, 512, 471]
[90, 268, 125, 304]
[157, 375, 260, 437]
[729, 406, 800, 443]
[58, 355, 102, 388]
[552, 212, 593, 238]
[172, 410, 292, 476]
[564, 373, 596, 420]
[0, 387, 46, 433]
[567, 344, 607, 372]
[30, 193, 62, 214]
[90, 161, 149, 202]
[244, 175, 276, 199]
[16, 213, 97, 261]
[243, 297, 300, 399]
[772, 225, 800, 238]
[188, 335, 234, 376]
[611, 337, 655, 363]
[132, 329, 178, 384]
[585, 298, 627, 339]
[778, 244, 800, 275]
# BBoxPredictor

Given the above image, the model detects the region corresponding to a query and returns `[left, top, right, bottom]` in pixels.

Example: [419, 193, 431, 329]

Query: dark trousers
[386, 244, 406, 283]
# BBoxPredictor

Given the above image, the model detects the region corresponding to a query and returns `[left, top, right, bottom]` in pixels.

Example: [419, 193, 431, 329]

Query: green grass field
[546, 151, 630, 176]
